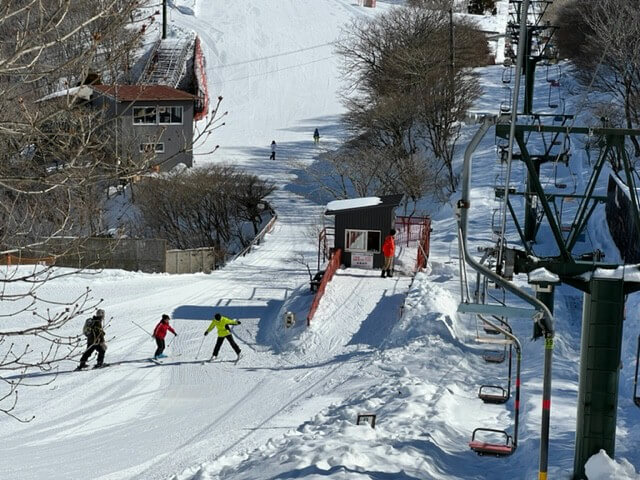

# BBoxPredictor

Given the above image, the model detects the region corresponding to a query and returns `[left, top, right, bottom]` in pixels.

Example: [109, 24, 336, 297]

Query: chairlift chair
[500, 87, 512, 113]
[482, 313, 510, 338]
[552, 147, 571, 189]
[552, 102, 567, 124]
[634, 335, 640, 407]
[476, 317, 514, 404]
[548, 83, 559, 109]
[469, 348, 521, 456]
[469, 428, 516, 456]
[478, 344, 513, 403]
[502, 67, 513, 84]
[491, 208, 503, 242]
[479, 384, 510, 404]
[553, 163, 567, 189]
[483, 321, 501, 335]
[546, 63, 561, 85]
[484, 349, 507, 363]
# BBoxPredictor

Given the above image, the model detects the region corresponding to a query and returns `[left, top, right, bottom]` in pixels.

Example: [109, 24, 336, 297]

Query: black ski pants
[212, 335, 241, 357]
[80, 343, 105, 367]
[154, 337, 165, 357]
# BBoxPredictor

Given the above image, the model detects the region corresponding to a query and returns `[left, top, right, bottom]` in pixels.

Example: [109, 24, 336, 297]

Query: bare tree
[336, 5, 487, 197]
[0, 0, 157, 420]
[555, 0, 640, 155]
[133, 165, 276, 253]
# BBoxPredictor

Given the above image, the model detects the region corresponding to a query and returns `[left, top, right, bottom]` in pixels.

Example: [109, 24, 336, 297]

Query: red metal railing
[395, 216, 432, 271]
[307, 248, 342, 326]
[317, 226, 335, 271]
[415, 218, 432, 271]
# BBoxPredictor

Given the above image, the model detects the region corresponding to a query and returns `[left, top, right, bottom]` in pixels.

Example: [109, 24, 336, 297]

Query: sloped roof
[91, 84, 197, 102]
[325, 194, 404, 215]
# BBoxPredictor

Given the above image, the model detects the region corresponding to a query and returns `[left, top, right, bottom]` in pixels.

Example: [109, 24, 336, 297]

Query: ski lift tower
[484, 0, 640, 480]
[465, 1, 640, 478]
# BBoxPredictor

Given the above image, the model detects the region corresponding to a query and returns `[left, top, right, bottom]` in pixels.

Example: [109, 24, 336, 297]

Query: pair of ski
[149, 353, 182, 365]
[200, 353, 241, 366]
[75, 363, 110, 371]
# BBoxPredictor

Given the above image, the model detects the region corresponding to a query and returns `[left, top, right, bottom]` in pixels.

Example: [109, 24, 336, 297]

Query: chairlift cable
[496, 0, 531, 273]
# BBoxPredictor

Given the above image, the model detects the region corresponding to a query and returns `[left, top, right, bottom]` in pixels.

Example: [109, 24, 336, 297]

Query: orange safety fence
[307, 248, 342, 326]
[0, 254, 56, 266]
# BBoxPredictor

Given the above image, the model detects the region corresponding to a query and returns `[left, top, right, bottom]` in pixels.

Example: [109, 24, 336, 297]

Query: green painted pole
[573, 278, 625, 479]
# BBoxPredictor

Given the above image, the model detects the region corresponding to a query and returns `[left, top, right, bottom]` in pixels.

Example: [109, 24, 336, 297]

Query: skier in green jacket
[204, 313, 241, 362]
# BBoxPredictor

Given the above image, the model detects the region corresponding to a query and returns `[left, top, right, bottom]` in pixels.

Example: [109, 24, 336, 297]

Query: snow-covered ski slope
[1, 1, 640, 479]
[0, 1, 417, 480]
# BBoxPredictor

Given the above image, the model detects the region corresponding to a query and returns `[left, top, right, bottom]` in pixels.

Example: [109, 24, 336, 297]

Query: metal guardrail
[230, 213, 278, 262]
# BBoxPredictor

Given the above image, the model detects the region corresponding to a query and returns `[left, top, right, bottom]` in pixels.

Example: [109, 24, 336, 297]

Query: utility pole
[448, 6, 455, 109]
[162, 0, 167, 40]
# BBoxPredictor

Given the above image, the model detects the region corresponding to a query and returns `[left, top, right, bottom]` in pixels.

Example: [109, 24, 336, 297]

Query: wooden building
[325, 194, 403, 269]
[91, 84, 197, 171]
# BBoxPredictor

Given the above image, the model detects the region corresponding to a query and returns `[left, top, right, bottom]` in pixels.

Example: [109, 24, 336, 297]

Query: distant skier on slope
[203, 313, 241, 362]
[269, 140, 277, 160]
[381, 228, 396, 278]
[152, 314, 178, 359]
[76, 309, 107, 370]
[313, 128, 320, 145]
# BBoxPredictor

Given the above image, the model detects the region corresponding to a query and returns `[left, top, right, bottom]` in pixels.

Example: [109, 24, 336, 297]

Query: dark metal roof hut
[325, 194, 404, 269]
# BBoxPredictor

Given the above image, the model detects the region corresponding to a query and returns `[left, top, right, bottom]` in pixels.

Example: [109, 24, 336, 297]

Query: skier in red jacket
[152, 314, 177, 359]
[381, 228, 396, 278]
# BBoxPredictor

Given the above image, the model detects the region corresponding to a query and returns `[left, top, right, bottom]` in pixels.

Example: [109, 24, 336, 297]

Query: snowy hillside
[1, 1, 639, 480]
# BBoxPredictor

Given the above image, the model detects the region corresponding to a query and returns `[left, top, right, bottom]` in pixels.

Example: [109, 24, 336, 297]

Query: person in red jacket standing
[381, 228, 396, 278]
[152, 314, 178, 359]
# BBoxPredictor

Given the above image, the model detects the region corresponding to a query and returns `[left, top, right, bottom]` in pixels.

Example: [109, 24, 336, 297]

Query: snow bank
[585, 450, 639, 480]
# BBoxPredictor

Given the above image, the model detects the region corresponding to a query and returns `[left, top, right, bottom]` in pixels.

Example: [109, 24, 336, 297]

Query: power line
[211, 42, 337, 69]
[216, 56, 336, 85]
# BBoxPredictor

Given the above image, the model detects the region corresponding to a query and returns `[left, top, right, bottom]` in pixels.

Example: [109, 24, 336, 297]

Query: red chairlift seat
[469, 428, 515, 457]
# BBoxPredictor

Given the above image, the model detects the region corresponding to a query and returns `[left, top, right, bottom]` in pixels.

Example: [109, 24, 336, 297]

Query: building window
[158, 106, 183, 124]
[133, 107, 157, 124]
[139, 142, 164, 153]
[345, 229, 381, 253]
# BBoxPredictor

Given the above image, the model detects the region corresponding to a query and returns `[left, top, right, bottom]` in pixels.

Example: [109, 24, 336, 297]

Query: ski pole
[167, 335, 176, 348]
[195, 336, 206, 360]
[131, 320, 152, 336]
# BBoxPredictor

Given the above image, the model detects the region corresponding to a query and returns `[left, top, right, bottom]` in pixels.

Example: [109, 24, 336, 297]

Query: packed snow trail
[0, 2, 414, 479]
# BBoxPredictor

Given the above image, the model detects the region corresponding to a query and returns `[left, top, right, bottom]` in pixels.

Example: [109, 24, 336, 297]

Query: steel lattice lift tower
[459, 1, 640, 478]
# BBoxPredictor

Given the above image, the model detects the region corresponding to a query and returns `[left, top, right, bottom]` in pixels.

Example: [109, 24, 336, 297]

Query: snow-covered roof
[326, 197, 381, 212]
[91, 84, 197, 102]
[36, 85, 93, 103]
[325, 194, 404, 215]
